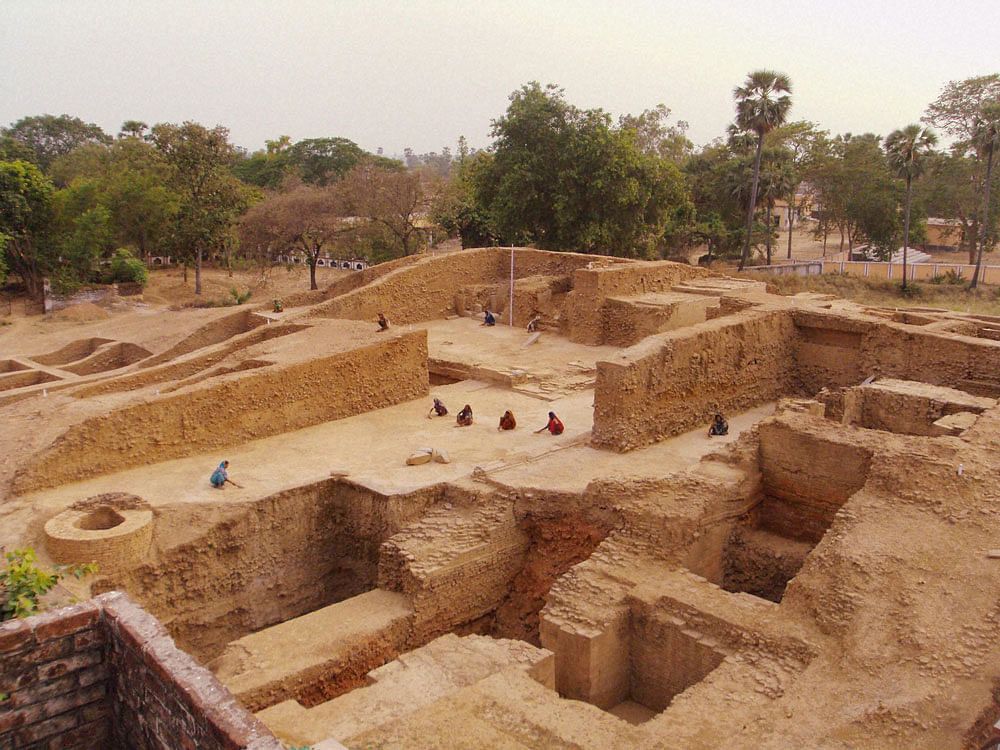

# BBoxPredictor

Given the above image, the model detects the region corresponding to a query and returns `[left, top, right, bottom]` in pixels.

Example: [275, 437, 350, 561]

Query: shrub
[107, 248, 149, 286]
[228, 288, 252, 305]
[0, 548, 97, 621]
[895, 281, 922, 298]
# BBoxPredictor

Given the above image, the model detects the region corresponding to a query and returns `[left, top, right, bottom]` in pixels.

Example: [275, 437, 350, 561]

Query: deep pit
[76, 506, 125, 530]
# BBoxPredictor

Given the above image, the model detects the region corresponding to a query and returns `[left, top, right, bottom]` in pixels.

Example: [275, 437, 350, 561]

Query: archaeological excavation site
[4, 247, 1000, 749]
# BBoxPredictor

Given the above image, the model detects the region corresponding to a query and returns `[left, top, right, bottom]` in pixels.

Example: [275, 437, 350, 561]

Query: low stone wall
[0, 593, 281, 749]
[13, 330, 429, 493]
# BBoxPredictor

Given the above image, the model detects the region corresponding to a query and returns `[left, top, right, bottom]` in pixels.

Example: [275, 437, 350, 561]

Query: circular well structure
[45, 503, 153, 571]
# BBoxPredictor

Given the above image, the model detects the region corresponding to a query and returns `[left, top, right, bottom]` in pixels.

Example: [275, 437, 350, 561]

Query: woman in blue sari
[210, 460, 242, 488]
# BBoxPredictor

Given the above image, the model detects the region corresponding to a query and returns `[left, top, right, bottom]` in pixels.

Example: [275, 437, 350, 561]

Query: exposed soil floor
[5, 251, 1000, 750]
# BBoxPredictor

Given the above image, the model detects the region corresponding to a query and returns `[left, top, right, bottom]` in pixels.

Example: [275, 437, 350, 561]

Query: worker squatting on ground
[498, 410, 516, 431]
[427, 398, 448, 418]
[377, 312, 389, 331]
[535, 412, 564, 435]
[209, 460, 242, 489]
[481, 310, 496, 326]
[708, 413, 729, 437]
[456, 404, 474, 426]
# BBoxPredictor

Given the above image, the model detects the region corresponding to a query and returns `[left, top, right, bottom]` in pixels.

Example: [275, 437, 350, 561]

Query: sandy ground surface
[3, 383, 771, 551]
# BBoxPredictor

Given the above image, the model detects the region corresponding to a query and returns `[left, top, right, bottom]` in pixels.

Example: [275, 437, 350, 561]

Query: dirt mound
[47, 302, 110, 322]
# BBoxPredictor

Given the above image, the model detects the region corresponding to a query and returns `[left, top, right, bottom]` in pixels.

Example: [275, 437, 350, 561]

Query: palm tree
[885, 124, 938, 290]
[733, 70, 792, 270]
[970, 102, 1000, 289]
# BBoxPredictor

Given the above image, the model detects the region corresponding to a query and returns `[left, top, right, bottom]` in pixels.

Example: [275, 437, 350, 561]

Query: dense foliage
[2, 72, 999, 297]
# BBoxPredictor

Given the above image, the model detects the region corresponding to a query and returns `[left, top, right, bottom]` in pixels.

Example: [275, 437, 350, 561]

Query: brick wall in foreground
[0, 592, 282, 750]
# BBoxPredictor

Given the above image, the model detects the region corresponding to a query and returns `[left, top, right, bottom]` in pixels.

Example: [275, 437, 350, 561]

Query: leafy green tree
[885, 124, 938, 289]
[618, 104, 693, 164]
[809, 134, 902, 256]
[101, 136, 180, 258]
[1, 114, 111, 172]
[289, 137, 366, 186]
[0, 160, 55, 298]
[1, 548, 96, 621]
[755, 147, 794, 264]
[47, 142, 109, 189]
[477, 82, 688, 257]
[150, 122, 253, 294]
[684, 143, 750, 260]
[766, 121, 827, 258]
[733, 70, 793, 270]
[970, 102, 1000, 288]
[106, 247, 149, 285]
[50, 182, 114, 291]
[119, 120, 148, 138]
[924, 75, 1000, 267]
[431, 151, 498, 248]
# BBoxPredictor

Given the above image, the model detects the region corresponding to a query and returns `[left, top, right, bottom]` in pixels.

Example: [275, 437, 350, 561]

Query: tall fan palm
[970, 102, 1000, 289]
[734, 70, 792, 270]
[885, 124, 938, 290]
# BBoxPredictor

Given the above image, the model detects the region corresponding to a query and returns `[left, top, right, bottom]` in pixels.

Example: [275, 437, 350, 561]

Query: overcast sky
[2, 0, 999, 156]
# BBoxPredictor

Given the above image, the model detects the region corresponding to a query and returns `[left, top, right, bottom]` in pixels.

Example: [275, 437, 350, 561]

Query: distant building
[275, 254, 369, 270]
[924, 218, 963, 251]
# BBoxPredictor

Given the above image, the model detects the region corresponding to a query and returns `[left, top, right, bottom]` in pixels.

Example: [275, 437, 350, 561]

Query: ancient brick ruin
[3, 247, 1000, 748]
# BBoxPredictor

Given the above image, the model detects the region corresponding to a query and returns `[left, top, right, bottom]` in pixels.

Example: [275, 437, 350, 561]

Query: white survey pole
[509, 245, 514, 327]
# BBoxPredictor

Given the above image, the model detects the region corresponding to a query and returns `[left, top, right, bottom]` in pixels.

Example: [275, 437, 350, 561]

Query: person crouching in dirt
[481, 309, 496, 326]
[535, 411, 564, 435]
[377, 312, 389, 331]
[526, 316, 540, 332]
[210, 460, 242, 489]
[456, 404, 474, 427]
[708, 414, 729, 437]
[427, 397, 448, 419]
[498, 410, 516, 431]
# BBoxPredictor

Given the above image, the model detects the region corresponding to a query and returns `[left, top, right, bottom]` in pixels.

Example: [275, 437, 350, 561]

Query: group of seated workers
[428, 399, 563, 435]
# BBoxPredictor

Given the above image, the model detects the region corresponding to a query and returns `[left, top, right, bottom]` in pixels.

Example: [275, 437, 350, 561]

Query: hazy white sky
[2, 0, 998, 156]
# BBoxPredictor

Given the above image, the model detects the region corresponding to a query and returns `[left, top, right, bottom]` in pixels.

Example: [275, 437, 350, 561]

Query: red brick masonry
[0, 592, 282, 750]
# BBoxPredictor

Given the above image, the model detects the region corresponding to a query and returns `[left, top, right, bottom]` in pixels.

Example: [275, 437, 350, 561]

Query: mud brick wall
[793, 309, 1000, 396]
[758, 418, 872, 542]
[311, 247, 600, 325]
[14, 330, 429, 493]
[592, 310, 800, 451]
[0, 601, 110, 749]
[378, 504, 530, 644]
[628, 603, 726, 712]
[0, 593, 282, 750]
[563, 261, 711, 345]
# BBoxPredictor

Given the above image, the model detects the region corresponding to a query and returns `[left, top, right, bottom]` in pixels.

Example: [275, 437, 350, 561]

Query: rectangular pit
[0, 359, 28, 373]
[0, 369, 62, 392]
[689, 419, 873, 603]
[627, 612, 726, 717]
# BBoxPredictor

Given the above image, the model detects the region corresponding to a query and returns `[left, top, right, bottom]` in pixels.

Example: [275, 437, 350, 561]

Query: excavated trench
[697, 424, 873, 604]
[92, 479, 442, 662]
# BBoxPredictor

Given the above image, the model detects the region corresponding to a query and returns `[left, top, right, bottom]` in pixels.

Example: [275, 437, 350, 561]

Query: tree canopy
[445, 82, 690, 257]
[1, 115, 111, 172]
